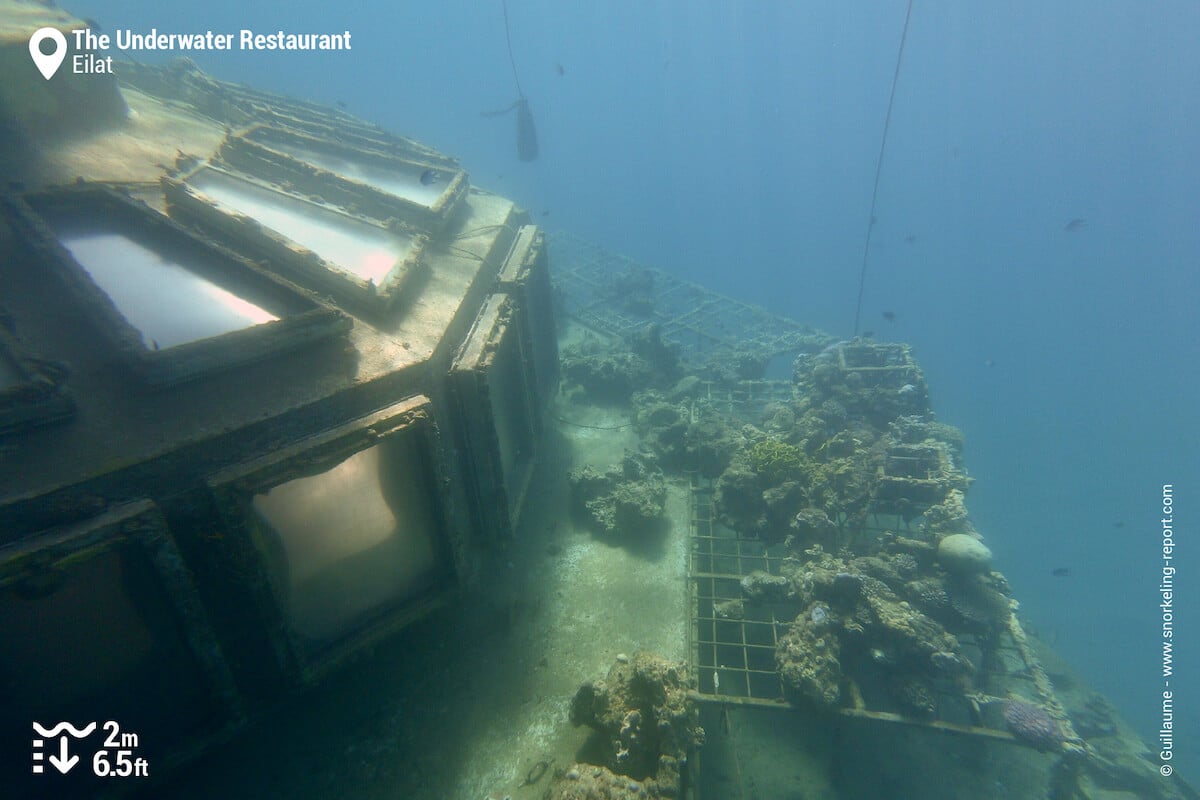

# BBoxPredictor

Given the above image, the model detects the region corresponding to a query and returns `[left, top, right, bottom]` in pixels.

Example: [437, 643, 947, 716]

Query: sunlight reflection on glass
[60, 231, 279, 349]
[190, 170, 412, 283]
[264, 142, 445, 206]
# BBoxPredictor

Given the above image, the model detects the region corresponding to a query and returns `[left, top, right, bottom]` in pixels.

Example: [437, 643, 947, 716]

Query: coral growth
[772, 546, 991, 713]
[748, 437, 805, 483]
[936, 533, 993, 576]
[569, 452, 667, 538]
[777, 608, 843, 707]
[1002, 699, 1065, 752]
[632, 392, 742, 478]
[714, 410, 885, 542]
[545, 764, 652, 800]
[739, 570, 791, 602]
[564, 652, 703, 796]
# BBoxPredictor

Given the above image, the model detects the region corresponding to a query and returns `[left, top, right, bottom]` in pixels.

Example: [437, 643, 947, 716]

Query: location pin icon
[29, 27, 67, 80]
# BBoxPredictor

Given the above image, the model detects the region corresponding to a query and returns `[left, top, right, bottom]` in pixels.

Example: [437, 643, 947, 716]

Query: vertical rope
[502, 0, 525, 98]
[852, 0, 915, 336]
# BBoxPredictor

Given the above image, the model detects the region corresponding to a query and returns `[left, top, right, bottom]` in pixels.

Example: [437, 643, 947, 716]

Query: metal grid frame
[550, 229, 1080, 754]
[688, 477, 953, 708]
[691, 379, 797, 422]
[689, 479, 790, 706]
[685, 474, 1065, 748]
[549, 231, 819, 361]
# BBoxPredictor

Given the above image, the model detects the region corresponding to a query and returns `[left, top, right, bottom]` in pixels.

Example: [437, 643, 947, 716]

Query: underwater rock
[945, 575, 1012, 632]
[819, 428, 861, 458]
[889, 414, 965, 457]
[567, 652, 702, 790]
[778, 546, 845, 607]
[560, 338, 658, 404]
[829, 571, 868, 605]
[633, 393, 741, 478]
[888, 674, 937, 718]
[761, 481, 806, 542]
[684, 408, 743, 479]
[796, 341, 935, 427]
[928, 649, 972, 677]
[713, 598, 745, 620]
[1003, 699, 1065, 752]
[633, 394, 690, 467]
[776, 553, 980, 715]
[937, 533, 993, 576]
[715, 429, 885, 539]
[905, 578, 952, 616]
[702, 343, 771, 384]
[773, 545, 987, 717]
[747, 436, 806, 483]
[628, 324, 682, 382]
[849, 555, 910, 593]
[569, 452, 667, 538]
[739, 570, 791, 602]
[545, 763, 651, 800]
[921, 489, 976, 535]
[858, 581, 968, 673]
[713, 453, 766, 535]
[608, 266, 657, 316]
[890, 552, 920, 579]
[789, 507, 837, 547]
[1074, 693, 1119, 739]
[762, 401, 796, 434]
[815, 568, 975, 699]
[777, 610, 843, 707]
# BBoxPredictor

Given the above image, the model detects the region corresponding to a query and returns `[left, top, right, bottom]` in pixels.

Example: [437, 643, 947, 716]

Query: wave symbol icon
[32, 721, 97, 738]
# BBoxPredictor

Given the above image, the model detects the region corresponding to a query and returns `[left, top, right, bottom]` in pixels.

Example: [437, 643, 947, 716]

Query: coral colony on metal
[1002, 700, 1064, 752]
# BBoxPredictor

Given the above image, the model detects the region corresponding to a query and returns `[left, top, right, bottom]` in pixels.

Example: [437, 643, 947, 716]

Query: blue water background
[73, 0, 1200, 777]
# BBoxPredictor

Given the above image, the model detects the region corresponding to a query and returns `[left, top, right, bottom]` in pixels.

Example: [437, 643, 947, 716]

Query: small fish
[419, 169, 439, 186]
[336, 99, 347, 109]
[1064, 218, 1087, 232]
[541, 209, 550, 217]
[904, 234, 917, 245]
[881, 310, 896, 323]
[1051, 567, 1071, 577]
[1113, 520, 1125, 529]
[554, 61, 565, 76]
[984, 358, 996, 368]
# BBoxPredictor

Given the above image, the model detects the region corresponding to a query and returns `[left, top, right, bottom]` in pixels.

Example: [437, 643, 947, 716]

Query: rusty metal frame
[686, 475, 1052, 747]
[549, 230, 822, 362]
[207, 396, 459, 685]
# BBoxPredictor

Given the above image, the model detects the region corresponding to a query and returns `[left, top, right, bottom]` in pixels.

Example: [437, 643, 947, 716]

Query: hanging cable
[852, 0, 915, 336]
[502, 0, 524, 98]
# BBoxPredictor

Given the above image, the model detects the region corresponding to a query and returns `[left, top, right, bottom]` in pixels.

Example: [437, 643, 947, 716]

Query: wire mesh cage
[549, 230, 822, 364]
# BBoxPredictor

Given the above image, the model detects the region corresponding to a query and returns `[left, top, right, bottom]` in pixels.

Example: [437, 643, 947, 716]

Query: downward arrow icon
[48, 736, 78, 774]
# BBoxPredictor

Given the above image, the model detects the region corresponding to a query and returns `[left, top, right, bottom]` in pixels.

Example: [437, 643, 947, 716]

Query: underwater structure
[545, 238, 1198, 800]
[0, 3, 1195, 799]
[2, 4, 555, 796]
